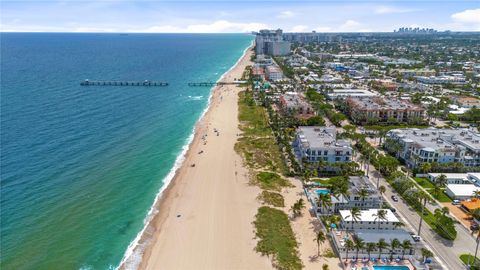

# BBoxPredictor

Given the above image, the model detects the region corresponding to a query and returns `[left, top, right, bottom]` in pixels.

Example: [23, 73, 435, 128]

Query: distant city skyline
[1, 1, 479, 33]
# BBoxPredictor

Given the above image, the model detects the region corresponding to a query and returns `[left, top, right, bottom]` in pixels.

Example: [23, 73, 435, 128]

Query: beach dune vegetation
[254, 206, 303, 270]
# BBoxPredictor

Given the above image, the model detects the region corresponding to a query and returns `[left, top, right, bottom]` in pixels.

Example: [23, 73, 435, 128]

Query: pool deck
[344, 259, 414, 270]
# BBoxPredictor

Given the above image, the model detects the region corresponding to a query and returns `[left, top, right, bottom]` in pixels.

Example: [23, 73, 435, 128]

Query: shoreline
[118, 44, 265, 270]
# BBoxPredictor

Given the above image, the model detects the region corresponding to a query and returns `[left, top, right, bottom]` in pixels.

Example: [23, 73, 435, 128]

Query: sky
[1, 0, 479, 33]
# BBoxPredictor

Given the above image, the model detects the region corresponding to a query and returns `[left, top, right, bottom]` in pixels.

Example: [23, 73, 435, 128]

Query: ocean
[0, 33, 253, 270]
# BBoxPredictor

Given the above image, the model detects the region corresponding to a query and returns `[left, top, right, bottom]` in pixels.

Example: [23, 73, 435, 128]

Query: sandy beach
[125, 47, 272, 270]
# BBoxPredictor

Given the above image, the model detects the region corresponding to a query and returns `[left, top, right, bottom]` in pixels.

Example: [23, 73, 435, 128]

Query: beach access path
[136, 48, 273, 270]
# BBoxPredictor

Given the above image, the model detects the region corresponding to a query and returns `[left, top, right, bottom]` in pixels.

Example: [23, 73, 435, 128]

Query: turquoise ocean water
[0, 33, 252, 270]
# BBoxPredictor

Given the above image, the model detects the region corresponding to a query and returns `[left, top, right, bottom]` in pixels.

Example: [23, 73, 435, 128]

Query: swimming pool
[373, 266, 410, 270]
[315, 189, 330, 195]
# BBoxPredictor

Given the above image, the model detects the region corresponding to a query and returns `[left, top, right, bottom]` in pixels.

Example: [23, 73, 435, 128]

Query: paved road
[359, 155, 477, 270]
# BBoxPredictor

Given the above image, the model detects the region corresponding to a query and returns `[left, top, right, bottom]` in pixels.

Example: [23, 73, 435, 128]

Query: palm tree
[317, 193, 332, 214]
[314, 231, 326, 256]
[366, 242, 376, 259]
[473, 190, 480, 199]
[421, 248, 433, 264]
[440, 206, 449, 217]
[379, 185, 386, 208]
[377, 238, 389, 260]
[373, 209, 387, 229]
[389, 238, 401, 261]
[434, 174, 447, 197]
[417, 192, 431, 236]
[401, 240, 412, 260]
[346, 207, 361, 230]
[419, 163, 432, 174]
[358, 188, 369, 208]
[354, 237, 365, 260]
[345, 239, 355, 260]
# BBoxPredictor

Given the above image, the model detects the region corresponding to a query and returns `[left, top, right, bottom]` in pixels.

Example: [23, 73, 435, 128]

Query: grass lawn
[460, 254, 480, 270]
[256, 171, 291, 191]
[414, 177, 435, 189]
[427, 189, 453, 202]
[258, 191, 285, 207]
[254, 206, 302, 270]
[313, 176, 346, 186]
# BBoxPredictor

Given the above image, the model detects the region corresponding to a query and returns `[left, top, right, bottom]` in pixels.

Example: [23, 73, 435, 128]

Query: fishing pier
[187, 81, 247, 87]
[80, 80, 169, 87]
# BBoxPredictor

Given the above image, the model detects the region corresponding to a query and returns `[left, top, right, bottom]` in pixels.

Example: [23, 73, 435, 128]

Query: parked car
[412, 235, 421, 242]
[471, 223, 479, 231]
[452, 199, 461, 205]
[391, 195, 399, 202]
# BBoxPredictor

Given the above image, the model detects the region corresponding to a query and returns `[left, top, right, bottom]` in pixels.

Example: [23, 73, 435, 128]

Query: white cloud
[340, 20, 360, 30]
[314, 26, 333, 32]
[134, 20, 268, 33]
[451, 9, 480, 24]
[289, 25, 309, 32]
[374, 6, 416, 14]
[277, 11, 295, 19]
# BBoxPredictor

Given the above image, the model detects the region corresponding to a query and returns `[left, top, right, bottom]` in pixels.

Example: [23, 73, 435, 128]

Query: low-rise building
[326, 89, 378, 100]
[265, 65, 283, 81]
[252, 66, 265, 81]
[279, 92, 315, 117]
[385, 128, 480, 168]
[451, 96, 480, 108]
[416, 74, 467, 85]
[340, 209, 401, 230]
[395, 69, 436, 78]
[446, 184, 480, 200]
[307, 176, 382, 215]
[345, 97, 425, 125]
[331, 229, 415, 259]
[427, 172, 480, 185]
[293, 126, 352, 164]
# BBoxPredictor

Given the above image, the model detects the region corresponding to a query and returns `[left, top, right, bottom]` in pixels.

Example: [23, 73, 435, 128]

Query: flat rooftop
[297, 126, 351, 149]
[388, 128, 480, 152]
[347, 97, 423, 111]
[446, 184, 480, 196]
[340, 209, 399, 223]
[355, 229, 413, 243]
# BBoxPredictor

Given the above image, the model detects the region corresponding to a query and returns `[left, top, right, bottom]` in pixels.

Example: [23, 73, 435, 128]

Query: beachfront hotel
[330, 209, 415, 259]
[339, 209, 401, 230]
[385, 128, 480, 168]
[307, 176, 382, 215]
[292, 126, 352, 164]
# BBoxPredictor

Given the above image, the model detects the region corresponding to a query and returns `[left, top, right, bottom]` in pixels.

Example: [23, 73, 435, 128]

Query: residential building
[427, 172, 480, 185]
[307, 176, 382, 215]
[293, 126, 352, 164]
[451, 96, 480, 108]
[385, 128, 480, 168]
[326, 89, 378, 100]
[278, 92, 315, 117]
[416, 74, 467, 85]
[255, 29, 291, 56]
[265, 65, 283, 81]
[445, 184, 480, 200]
[394, 69, 436, 78]
[331, 229, 415, 259]
[340, 209, 401, 230]
[252, 66, 265, 81]
[345, 97, 425, 125]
